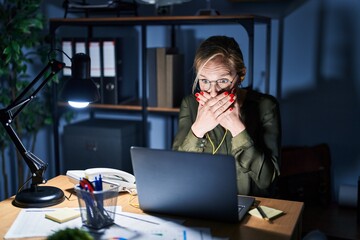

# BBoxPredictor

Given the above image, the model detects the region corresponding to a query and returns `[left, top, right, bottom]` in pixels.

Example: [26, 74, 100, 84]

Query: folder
[89, 41, 101, 78]
[75, 39, 86, 55]
[61, 39, 73, 76]
[89, 40, 102, 99]
[101, 40, 118, 104]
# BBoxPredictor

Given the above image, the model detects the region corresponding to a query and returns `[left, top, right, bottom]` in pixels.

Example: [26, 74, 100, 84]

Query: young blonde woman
[172, 36, 281, 197]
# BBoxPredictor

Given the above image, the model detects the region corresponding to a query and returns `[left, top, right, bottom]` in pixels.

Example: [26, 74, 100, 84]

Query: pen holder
[75, 182, 119, 229]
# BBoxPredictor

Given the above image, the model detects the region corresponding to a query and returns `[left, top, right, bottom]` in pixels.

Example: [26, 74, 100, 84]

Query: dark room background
[0, 0, 359, 207]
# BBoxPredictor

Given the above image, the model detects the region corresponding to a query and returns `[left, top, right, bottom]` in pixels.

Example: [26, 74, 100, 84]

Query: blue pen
[98, 174, 103, 191]
[94, 176, 99, 191]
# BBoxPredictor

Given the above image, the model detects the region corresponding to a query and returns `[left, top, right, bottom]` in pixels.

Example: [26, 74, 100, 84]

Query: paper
[249, 206, 284, 220]
[45, 208, 81, 223]
[108, 212, 212, 240]
[5, 208, 212, 240]
[4, 208, 82, 239]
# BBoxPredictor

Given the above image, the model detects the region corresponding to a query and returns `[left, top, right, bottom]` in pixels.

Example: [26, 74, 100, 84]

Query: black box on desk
[62, 119, 142, 174]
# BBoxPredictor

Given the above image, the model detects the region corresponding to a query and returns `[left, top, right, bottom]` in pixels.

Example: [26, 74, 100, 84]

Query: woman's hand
[218, 100, 245, 137]
[191, 91, 235, 138]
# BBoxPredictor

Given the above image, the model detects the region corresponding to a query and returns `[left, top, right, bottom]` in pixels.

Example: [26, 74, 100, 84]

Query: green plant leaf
[11, 42, 20, 55]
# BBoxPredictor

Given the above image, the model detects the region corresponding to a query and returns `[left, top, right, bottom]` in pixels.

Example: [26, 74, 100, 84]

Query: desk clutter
[2, 175, 303, 240]
[4, 208, 213, 239]
[5, 175, 213, 239]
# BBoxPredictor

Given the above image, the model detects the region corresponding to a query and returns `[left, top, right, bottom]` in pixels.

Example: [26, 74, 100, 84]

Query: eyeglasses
[199, 74, 237, 91]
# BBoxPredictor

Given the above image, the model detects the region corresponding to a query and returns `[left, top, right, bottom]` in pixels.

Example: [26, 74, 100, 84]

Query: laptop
[130, 146, 255, 222]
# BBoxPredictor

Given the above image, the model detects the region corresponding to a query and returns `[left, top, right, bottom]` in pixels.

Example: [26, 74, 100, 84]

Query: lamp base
[12, 186, 65, 208]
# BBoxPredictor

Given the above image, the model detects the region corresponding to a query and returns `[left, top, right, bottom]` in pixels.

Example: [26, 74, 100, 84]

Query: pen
[256, 206, 270, 221]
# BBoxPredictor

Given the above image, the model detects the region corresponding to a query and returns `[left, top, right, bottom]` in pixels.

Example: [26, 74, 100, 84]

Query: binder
[88, 40, 102, 99]
[64, 38, 124, 105]
[75, 40, 86, 55]
[101, 40, 118, 104]
[61, 39, 73, 76]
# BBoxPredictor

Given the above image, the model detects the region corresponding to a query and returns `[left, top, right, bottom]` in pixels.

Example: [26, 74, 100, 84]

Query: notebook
[130, 146, 255, 222]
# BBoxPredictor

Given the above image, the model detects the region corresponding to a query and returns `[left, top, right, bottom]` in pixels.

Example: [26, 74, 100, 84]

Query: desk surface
[0, 175, 304, 240]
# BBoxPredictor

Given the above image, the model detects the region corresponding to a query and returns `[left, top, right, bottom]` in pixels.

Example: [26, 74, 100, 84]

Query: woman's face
[198, 57, 238, 98]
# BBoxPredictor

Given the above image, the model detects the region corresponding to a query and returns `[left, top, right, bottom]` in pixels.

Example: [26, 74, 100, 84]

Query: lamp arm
[0, 119, 46, 185]
[7, 60, 65, 120]
[0, 59, 65, 186]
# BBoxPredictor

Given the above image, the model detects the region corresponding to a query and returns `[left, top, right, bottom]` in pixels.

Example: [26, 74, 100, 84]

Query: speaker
[62, 119, 142, 174]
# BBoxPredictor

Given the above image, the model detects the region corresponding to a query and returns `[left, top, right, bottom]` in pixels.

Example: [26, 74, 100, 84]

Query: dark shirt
[172, 89, 281, 197]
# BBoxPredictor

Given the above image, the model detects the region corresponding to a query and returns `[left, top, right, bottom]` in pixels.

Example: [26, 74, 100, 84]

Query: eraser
[45, 208, 80, 223]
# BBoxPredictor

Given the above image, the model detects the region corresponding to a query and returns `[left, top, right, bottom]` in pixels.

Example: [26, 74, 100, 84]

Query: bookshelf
[49, 15, 271, 175]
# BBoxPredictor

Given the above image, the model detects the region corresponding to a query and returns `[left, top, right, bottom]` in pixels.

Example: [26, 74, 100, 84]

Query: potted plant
[0, 0, 55, 199]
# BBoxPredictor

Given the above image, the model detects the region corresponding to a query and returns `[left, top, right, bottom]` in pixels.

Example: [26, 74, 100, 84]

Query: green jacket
[172, 89, 281, 197]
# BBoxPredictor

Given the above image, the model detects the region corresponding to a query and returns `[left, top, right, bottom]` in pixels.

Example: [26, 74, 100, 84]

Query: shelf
[147, 107, 179, 113]
[50, 15, 270, 27]
[58, 102, 180, 114]
[49, 15, 270, 40]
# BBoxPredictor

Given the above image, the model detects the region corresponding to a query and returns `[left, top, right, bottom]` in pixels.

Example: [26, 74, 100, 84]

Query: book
[249, 205, 284, 220]
[146, 48, 158, 107]
[147, 47, 182, 108]
[165, 53, 184, 108]
[155, 47, 167, 108]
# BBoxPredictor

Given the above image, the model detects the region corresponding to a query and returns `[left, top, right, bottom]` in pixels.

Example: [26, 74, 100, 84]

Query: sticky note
[249, 206, 284, 220]
[45, 208, 81, 223]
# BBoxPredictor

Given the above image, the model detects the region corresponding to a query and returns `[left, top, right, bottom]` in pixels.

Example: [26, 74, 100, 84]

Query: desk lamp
[0, 51, 100, 208]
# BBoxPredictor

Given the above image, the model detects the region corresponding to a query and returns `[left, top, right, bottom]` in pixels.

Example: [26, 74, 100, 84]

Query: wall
[279, 0, 360, 201]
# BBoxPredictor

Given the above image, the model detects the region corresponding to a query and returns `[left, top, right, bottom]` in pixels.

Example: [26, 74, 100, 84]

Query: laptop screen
[130, 146, 253, 222]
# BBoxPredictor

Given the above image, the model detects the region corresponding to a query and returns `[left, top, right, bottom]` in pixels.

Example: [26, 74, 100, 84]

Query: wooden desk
[0, 175, 304, 240]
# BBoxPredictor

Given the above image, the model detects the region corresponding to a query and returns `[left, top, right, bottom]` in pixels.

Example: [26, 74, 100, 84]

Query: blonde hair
[192, 36, 246, 93]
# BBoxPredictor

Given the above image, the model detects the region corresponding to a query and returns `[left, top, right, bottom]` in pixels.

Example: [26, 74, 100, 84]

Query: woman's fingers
[195, 90, 236, 119]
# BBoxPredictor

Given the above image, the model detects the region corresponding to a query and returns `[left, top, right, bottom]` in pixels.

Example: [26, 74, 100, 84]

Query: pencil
[256, 206, 270, 221]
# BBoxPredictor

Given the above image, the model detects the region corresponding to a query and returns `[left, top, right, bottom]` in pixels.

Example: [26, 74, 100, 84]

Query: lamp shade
[60, 53, 100, 104]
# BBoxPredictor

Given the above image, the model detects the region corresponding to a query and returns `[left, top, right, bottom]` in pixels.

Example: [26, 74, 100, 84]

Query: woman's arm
[172, 96, 207, 152]
[232, 96, 281, 191]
